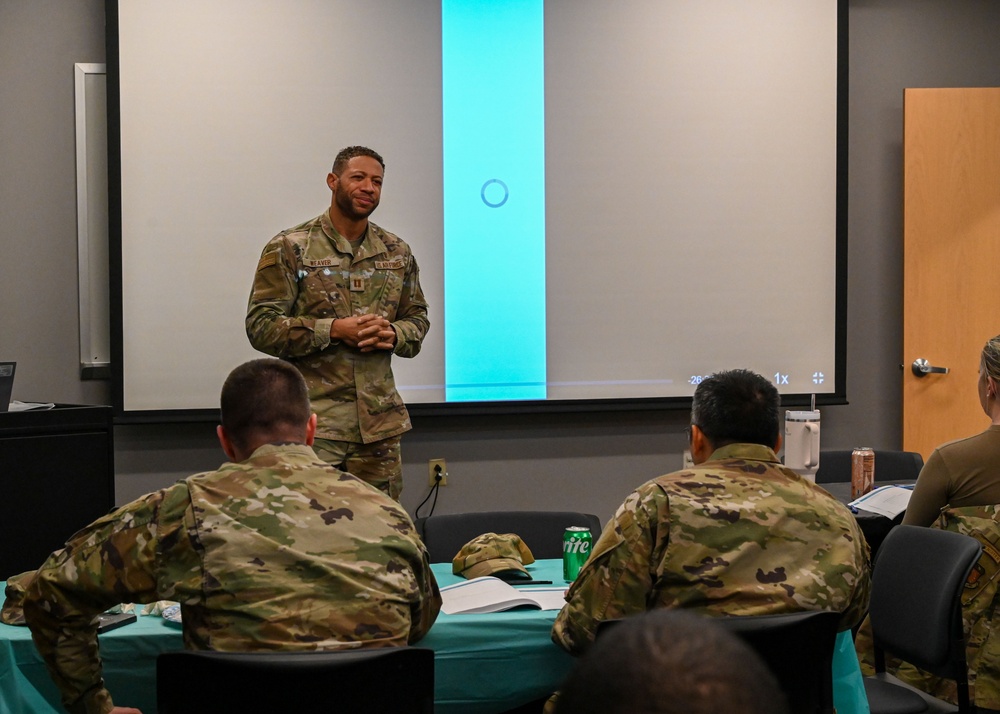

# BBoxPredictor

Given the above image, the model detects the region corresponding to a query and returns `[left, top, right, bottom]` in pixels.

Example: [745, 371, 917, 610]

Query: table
[820, 480, 914, 559]
[0, 562, 572, 714]
[0, 560, 868, 713]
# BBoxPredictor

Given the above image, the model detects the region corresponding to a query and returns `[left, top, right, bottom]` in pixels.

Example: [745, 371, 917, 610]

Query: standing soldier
[247, 146, 429, 500]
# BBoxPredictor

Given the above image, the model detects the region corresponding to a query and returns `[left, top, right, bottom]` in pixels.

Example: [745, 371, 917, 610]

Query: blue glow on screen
[441, 0, 547, 401]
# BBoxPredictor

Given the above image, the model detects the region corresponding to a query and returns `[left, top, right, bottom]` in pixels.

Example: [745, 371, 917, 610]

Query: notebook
[0, 363, 14, 413]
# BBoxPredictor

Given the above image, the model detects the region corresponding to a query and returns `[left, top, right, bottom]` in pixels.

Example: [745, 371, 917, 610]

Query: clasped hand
[335, 314, 395, 352]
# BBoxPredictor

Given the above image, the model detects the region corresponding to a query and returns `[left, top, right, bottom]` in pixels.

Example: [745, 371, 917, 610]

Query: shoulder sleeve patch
[257, 252, 279, 271]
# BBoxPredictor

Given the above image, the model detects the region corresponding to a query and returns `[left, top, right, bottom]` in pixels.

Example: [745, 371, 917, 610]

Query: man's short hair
[331, 146, 385, 175]
[690, 368, 780, 448]
[220, 359, 311, 454]
[555, 610, 787, 714]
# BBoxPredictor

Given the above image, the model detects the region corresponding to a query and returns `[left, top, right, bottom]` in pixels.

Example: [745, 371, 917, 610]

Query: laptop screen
[0, 363, 15, 412]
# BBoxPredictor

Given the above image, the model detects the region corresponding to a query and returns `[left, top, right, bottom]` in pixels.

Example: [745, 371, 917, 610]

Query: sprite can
[563, 526, 593, 582]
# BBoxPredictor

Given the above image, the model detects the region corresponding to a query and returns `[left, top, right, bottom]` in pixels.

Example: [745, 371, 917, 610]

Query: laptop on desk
[0, 363, 14, 412]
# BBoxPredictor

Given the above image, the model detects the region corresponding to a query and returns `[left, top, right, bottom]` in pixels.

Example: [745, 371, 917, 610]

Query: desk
[0, 405, 114, 575]
[820, 480, 913, 559]
[0, 563, 571, 714]
[0, 560, 867, 714]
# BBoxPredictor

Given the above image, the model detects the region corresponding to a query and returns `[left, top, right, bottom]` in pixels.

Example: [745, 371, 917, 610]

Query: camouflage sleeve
[837, 520, 872, 631]
[246, 236, 334, 358]
[23, 487, 188, 714]
[390, 253, 429, 359]
[407, 548, 443, 643]
[551, 489, 663, 655]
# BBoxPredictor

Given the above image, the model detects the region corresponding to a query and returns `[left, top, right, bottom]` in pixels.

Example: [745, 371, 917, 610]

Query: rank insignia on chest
[350, 276, 366, 292]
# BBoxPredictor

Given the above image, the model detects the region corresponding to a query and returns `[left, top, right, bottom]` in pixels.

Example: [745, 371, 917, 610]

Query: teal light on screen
[442, 0, 547, 401]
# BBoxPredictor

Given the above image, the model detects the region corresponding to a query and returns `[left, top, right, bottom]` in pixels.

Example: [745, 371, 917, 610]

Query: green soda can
[563, 526, 593, 582]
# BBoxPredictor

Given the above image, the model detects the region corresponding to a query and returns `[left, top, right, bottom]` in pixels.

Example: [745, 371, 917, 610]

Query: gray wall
[4, 0, 1000, 524]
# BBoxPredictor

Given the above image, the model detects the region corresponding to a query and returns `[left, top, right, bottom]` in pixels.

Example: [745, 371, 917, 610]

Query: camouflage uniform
[552, 443, 871, 655]
[22, 443, 441, 714]
[856, 504, 1000, 709]
[246, 210, 429, 497]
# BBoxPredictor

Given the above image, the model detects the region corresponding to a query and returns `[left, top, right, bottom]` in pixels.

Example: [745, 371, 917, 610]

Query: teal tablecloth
[0, 563, 572, 714]
[0, 560, 868, 713]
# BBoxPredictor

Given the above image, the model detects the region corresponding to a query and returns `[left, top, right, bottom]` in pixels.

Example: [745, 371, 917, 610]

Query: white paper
[849, 485, 913, 518]
[8, 401, 56, 412]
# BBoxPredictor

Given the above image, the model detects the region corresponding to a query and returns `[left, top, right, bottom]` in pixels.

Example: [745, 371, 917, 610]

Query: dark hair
[555, 610, 787, 714]
[219, 359, 311, 454]
[690, 369, 780, 448]
[331, 146, 385, 175]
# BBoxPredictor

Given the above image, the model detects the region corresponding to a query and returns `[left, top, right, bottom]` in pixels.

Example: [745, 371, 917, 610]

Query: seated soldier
[553, 368, 871, 655]
[18, 358, 440, 714]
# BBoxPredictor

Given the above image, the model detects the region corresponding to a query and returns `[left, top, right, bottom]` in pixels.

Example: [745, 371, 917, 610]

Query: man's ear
[326, 172, 339, 192]
[305, 413, 318, 446]
[690, 425, 713, 465]
[773, 432, 784, 455]
[217, 425, 238, 461]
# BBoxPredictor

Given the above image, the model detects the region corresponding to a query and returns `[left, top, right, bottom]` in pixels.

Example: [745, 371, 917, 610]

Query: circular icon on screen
[481, 179, 509, 208]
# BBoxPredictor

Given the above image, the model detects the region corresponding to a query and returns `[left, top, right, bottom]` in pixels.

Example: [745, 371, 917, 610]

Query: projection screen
[107, 0, 846, 418]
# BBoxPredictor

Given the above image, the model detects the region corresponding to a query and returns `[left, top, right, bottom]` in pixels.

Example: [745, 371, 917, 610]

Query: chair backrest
[419, 510, 602, 563]
[814, 449, 924, 484]
[714, 611, 841, 714]
[596, 610, 840, 714]
[869, 525, 981, 687]
[157, 647, 435, 714]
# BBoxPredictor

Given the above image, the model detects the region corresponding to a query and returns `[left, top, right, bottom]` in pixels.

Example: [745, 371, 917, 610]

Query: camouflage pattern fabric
[856, 504, 1000, 709]
[552, 443, 871, 655]
[22, 443, 441, 714]
[312, 434, 402, 501]
[246, 210, 429, 445]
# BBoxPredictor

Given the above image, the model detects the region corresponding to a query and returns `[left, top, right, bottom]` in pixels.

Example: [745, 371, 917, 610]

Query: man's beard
[335, 187, 377, 221]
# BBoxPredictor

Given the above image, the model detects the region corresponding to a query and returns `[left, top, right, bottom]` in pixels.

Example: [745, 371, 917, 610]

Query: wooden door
[903, 88, 1000, 458]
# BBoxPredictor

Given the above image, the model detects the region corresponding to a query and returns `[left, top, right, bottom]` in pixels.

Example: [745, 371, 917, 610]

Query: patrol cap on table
[452, 532, 536, 581]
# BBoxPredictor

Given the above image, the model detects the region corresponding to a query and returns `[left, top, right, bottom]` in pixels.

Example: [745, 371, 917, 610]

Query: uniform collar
[706, 442, 781, 464]
[245, 442, 318, 461]
[320, 209, 388, 259]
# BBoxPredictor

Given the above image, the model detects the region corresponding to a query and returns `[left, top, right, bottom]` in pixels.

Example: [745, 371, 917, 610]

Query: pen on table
[515, 581, 553, 586]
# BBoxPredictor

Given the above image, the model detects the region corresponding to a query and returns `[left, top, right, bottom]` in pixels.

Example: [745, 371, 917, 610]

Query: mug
[784, 410, 821, 482]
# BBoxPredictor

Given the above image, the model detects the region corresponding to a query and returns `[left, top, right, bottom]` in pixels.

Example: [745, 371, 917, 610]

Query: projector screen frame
[104, 0, 849, 424]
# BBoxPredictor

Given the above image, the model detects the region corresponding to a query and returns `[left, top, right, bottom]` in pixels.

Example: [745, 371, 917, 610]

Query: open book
[440, 577, 568, 615]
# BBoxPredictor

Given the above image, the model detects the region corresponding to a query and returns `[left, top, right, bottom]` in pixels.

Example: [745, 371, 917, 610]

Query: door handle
[912, 358, 950, 377]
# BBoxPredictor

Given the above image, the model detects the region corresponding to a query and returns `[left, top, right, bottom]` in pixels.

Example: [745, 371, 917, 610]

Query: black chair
[157, 647, 435, 714]
[815, 449, 924, 484]
[864, 525, 982, 714]
[418, 510, 602, 563]
[596, 609, 840, 714]
[715, 611, 841, 714]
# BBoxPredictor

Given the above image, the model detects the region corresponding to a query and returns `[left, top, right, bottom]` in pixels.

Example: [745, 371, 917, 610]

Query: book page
[441, 577, 567, 614]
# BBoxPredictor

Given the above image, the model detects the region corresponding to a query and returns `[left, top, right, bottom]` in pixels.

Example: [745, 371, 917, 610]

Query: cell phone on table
[96, 612, 137, 633]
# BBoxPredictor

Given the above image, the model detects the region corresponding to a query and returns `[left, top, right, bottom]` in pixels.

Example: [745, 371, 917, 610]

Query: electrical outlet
[682, 449, 694, 469]
[428, 458, 448, 487]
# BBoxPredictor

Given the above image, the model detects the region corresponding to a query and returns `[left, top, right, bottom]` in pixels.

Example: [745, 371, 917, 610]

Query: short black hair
[331, 146, 385, 175]
[690, 369, 780, 448]
[219, 359, 311, 454]
[555, 610, 787, 714]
